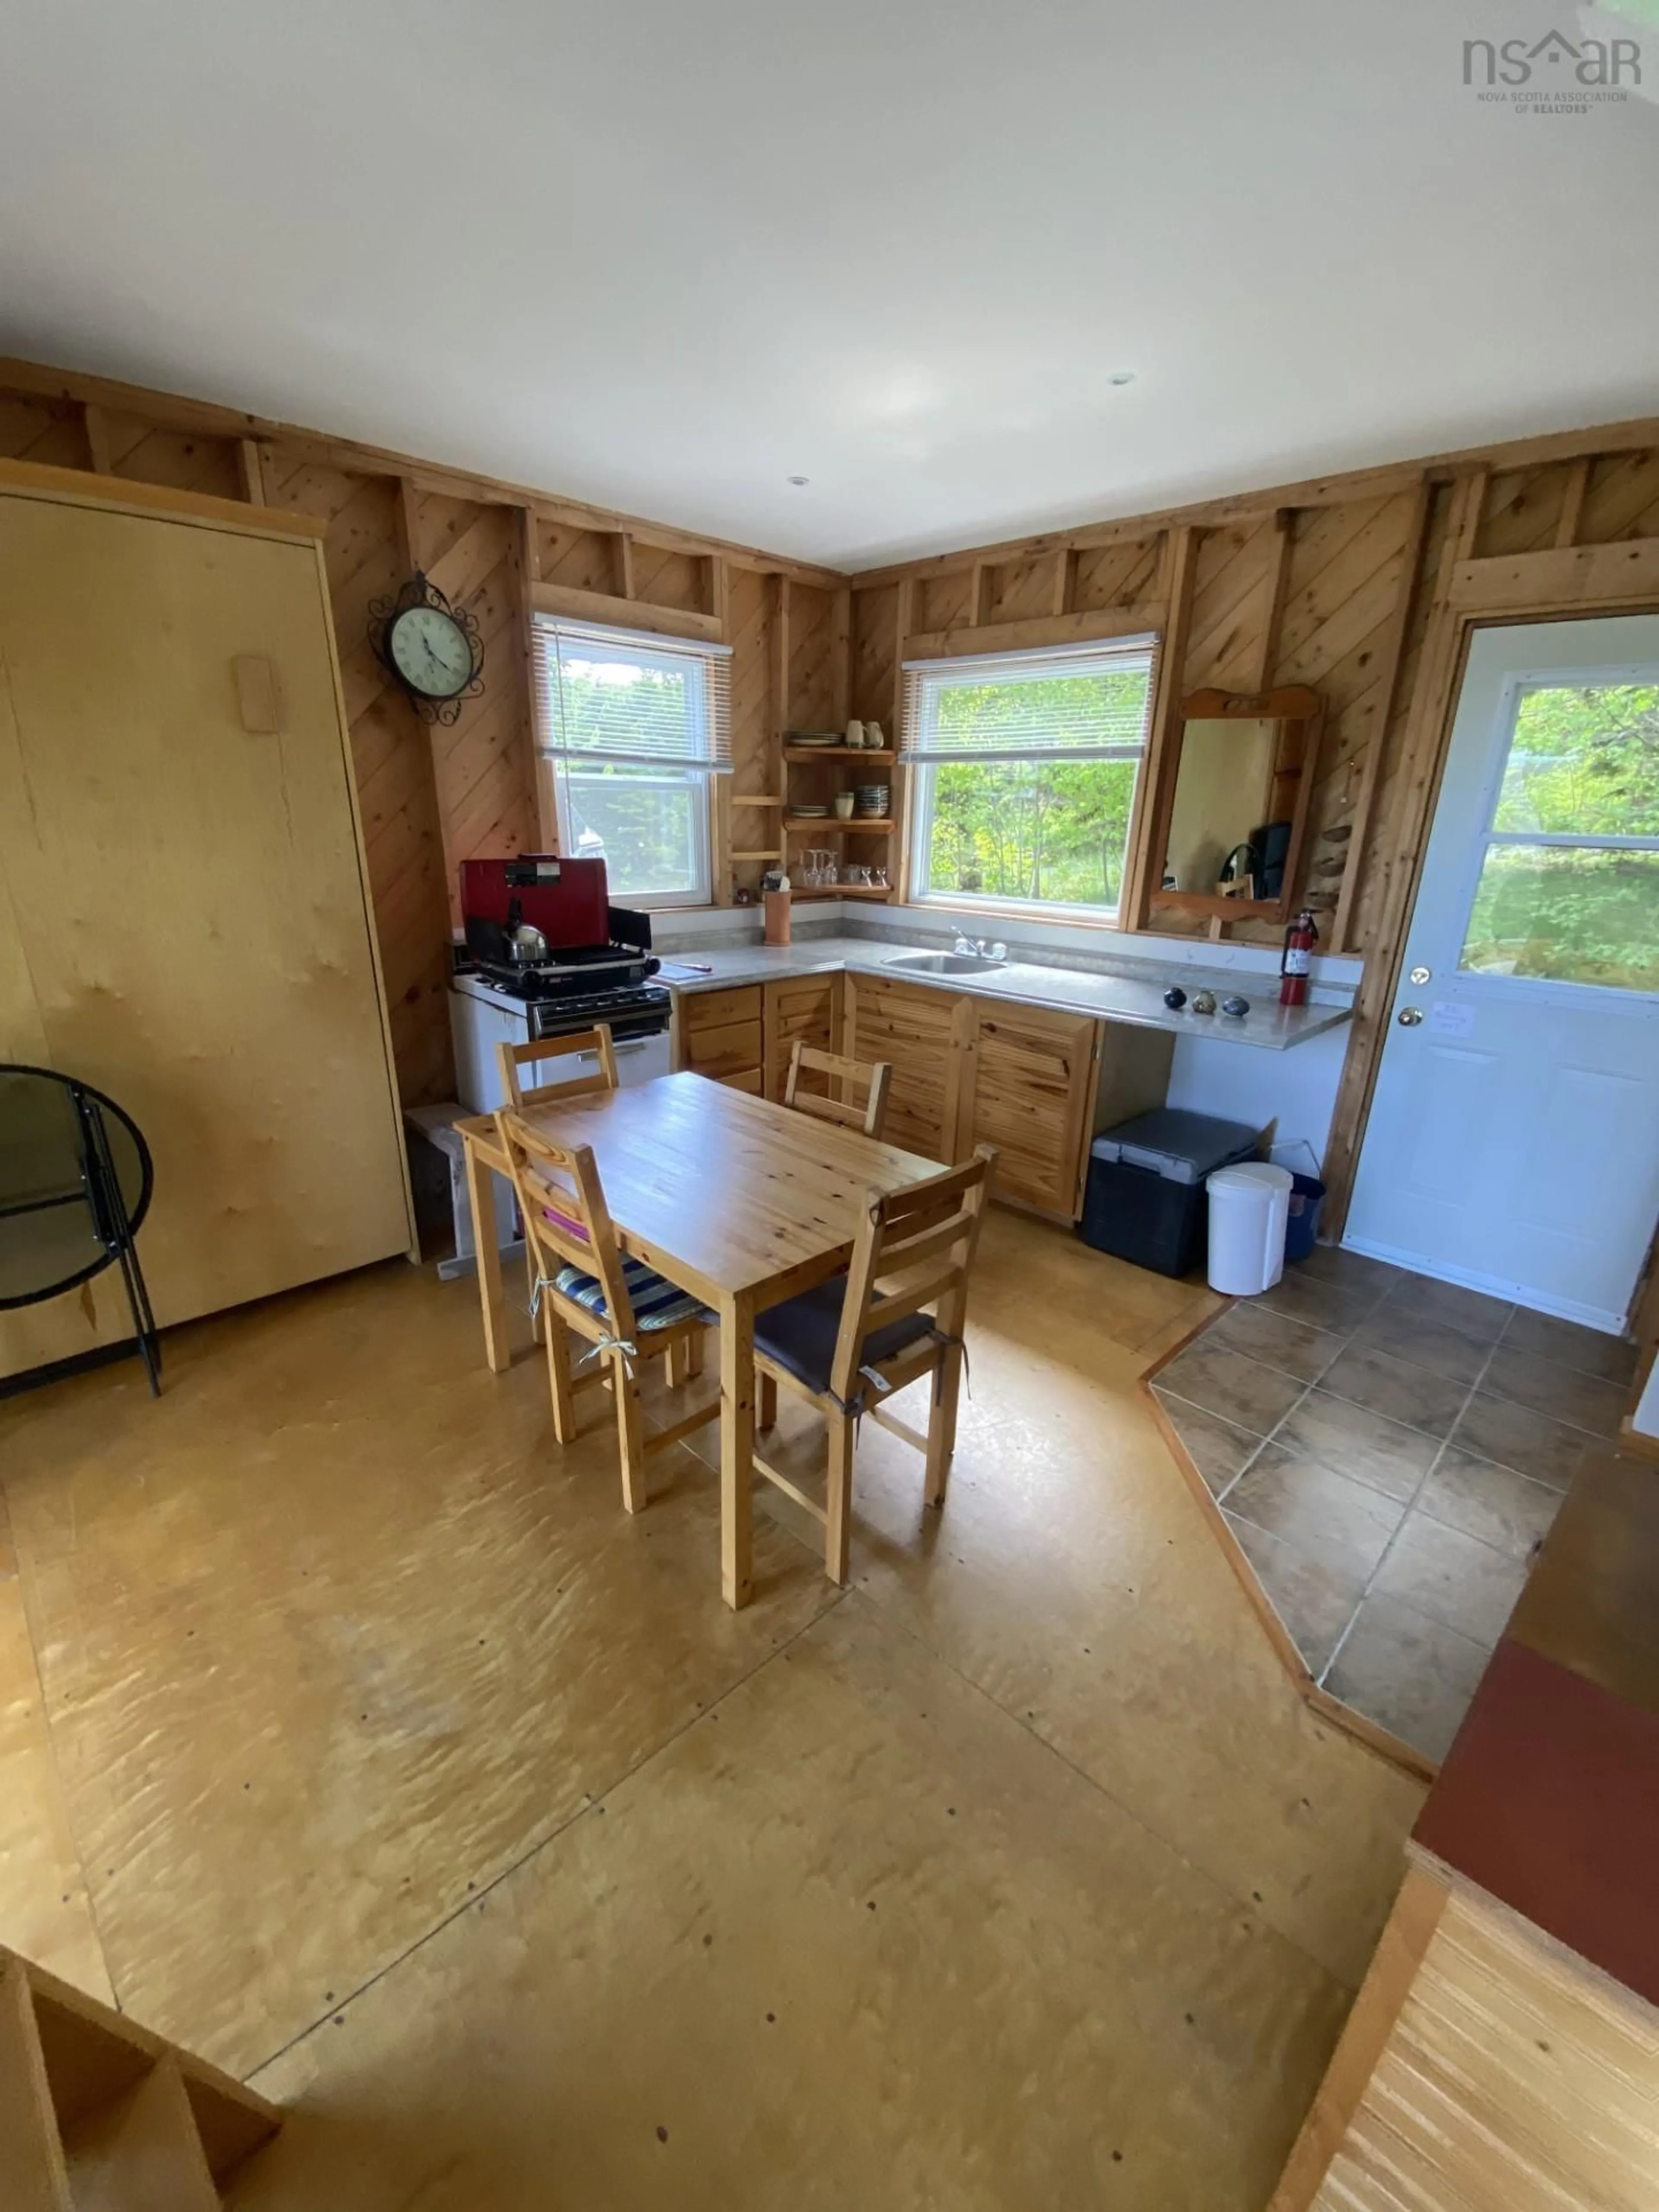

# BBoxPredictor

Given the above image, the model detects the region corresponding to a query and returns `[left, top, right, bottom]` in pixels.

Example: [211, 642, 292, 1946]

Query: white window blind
[900, 634, 1157, 763]
[531, 617, 732, 770]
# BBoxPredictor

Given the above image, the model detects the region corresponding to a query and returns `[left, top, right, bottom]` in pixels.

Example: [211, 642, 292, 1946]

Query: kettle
[505, 897, 549, 966]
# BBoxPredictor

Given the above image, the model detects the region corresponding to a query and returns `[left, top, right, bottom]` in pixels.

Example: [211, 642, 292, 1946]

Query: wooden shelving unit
[783, 816, 895, 835]
[784, 747, 896, 766]
[781, 744, 899, 910]
[792, 881, 893, 901]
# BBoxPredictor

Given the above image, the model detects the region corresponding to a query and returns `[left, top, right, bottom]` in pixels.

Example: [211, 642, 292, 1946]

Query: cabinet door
[849, 976, 961, 1160]
[677, 985, 763, 1086]
[964, 1004, 1100, 1220]
[0, 489, 413, 1378]
[763, 973, 839, 1101]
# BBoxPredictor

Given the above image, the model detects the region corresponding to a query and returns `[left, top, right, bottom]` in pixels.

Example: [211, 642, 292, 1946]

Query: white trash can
[1205, 1161, 1293, 1296]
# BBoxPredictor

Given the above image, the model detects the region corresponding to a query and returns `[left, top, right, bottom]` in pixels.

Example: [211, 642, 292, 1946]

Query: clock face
[388, 604, 475, 699]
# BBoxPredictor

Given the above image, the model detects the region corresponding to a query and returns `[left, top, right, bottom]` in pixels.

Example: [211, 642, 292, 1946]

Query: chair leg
[825, 1410, 854, 1586]
[924, 1343, 963, 1508]
[758, 1370, 778, 1429]
[544, 1318, 575, 1443]
[525, 1243, 545, 1345]
[686, 1328, 706, 1379]
[613, 1350, 648, 1514]
[664, 1336, 686, 1388]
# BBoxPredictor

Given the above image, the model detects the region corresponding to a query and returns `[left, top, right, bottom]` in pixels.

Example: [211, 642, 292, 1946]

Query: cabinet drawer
[721, 1068, 765, 1096]
[764, 973, 839, 1099]
[684, 985, 762, 1033]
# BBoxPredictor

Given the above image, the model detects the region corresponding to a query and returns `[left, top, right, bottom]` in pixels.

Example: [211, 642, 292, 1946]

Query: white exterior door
[1346, 617, 1659, 1331]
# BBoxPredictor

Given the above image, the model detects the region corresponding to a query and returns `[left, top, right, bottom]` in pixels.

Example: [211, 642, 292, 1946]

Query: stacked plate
[854, 783, 890, 819]
[787, 730, 840, 747]
[792, 802, 830, 818]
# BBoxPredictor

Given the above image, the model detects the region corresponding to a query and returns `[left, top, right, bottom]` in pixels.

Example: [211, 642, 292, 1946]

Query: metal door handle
[1397, 1007, 1424, 1027]
[613, 1040, 651, 1057]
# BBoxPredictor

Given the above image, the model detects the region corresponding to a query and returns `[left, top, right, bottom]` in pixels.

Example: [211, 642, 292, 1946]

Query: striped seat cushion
[553, 1255, 711, 1334]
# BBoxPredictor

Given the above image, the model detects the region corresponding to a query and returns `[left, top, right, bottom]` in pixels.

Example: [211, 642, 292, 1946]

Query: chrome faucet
[953, 933, 1008, 963]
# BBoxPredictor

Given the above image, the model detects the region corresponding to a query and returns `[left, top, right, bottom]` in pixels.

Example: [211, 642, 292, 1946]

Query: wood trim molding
[1122, 528, 1196, 931]
[903, 601, 1164, 663]
[528, 579, 723, 642]
[1448, 534, 1659, 613]
[0, 454, 325, 542]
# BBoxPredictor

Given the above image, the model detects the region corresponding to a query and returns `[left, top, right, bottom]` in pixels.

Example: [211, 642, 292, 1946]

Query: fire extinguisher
[1280, 907, 1318, 1007]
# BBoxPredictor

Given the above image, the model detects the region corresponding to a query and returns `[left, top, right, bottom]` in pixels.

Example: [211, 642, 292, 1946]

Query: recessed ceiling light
[1107, 372, 1136, 388]
[787, 474, 810, 486]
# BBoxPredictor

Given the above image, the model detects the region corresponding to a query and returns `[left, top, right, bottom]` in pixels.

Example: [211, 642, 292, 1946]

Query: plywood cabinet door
[0, 489, 413, 1379]
[962, 1003, 1100, 1220]
[848, 976, 961, 1160]
[675, 984, 764, 1087]
[763, 973, 839, 1101]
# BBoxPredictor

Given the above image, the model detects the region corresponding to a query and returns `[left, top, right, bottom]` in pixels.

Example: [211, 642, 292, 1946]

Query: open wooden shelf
[732, 848, 783, 861]
[784, 817, 895, 834]
[783, 747, 896, 765]
[792, 883, 893, 901]
[730, 792, 783, 805]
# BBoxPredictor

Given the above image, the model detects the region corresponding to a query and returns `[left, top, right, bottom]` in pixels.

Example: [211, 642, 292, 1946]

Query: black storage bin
[1078, 1108, 1259, 1278]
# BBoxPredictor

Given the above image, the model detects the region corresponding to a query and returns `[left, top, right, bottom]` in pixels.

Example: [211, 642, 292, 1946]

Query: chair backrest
[784, 1042, 894, 1141]
[494, 1109, 636, 1340]
[829, 1145, 996, 1402]
[496, 1025, 618, 1110]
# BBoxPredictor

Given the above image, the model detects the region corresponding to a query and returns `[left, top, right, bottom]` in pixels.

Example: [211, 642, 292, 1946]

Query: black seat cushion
[753, 1275, 934, 1400]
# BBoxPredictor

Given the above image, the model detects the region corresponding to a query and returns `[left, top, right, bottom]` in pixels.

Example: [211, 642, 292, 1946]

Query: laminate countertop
[652, 936, 1352, 1053]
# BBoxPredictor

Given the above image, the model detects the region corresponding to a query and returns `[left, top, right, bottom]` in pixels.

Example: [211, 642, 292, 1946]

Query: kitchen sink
[884, 951, 1007, 976]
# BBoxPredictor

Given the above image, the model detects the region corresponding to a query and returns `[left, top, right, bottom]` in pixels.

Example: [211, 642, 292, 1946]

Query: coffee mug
[845, 719, 864, 748]
[833, 792, 855, 819]
[863, 721, 885, 750]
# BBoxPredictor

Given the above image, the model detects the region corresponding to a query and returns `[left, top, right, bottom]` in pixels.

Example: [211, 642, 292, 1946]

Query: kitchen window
[900, 635, 1156, 921]
[531, 617, 731, 908]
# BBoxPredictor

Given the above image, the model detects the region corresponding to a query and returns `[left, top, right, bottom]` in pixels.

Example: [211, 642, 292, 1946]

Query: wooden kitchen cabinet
[844, 973, 967, 1161]
[959, 1002, 1102, 1219]
[672, 984, 764, 1087]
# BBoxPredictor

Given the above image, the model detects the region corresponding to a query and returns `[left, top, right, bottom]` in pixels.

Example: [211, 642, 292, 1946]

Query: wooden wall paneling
[262, 450, 455, 1105]
[0, 393, 94, 473]
[629, 539, 703, 613]
[1184, 515, 1286, 692]
[1474, 461, 1578, 559]
[1071, 533, 1164, 616]
[1578, 445, 1659, 543]
[984, 553, 1055, 626]
[99, 413, 242, 502]
[787, 582, 835, 731]
[828, 586, 850, 726]
[1321, 472, 1487, 1230]
[913, 567, 974, 638]
[534, 517, 624, 596]
[411, 494, 537, 921]
[849, 583, 899, 727]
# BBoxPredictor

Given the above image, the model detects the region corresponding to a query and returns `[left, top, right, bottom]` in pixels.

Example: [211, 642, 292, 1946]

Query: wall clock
[368, 572, 485, 725]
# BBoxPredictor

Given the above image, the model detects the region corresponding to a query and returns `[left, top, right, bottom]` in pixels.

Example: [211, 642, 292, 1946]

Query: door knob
[1397, 1007, 1424, 1027]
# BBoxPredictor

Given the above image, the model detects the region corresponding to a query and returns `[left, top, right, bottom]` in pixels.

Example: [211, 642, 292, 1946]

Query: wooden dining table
[456, 1072, 946, 1608]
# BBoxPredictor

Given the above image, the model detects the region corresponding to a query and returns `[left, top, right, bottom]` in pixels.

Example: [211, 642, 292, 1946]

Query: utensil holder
[763, 889, 792, 945]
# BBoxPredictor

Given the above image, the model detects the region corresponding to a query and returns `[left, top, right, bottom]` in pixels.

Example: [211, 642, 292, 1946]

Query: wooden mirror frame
[1146, 683, 1323, 924]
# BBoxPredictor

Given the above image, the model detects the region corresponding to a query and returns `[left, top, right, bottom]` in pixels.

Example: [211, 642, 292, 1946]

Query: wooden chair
[495, 1109, 719, 1513]
[497, 1030, 618, 1341]
[750, 1145, 995, 1584]
[782, 1041, 893, 1141]
[496, 1027, 618, 1107]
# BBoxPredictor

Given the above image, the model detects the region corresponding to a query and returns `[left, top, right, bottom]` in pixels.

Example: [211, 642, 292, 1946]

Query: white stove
[449, 970, 673, 1114]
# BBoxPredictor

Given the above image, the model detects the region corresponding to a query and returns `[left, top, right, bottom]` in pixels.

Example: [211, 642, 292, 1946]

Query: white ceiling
[3, 0, 1657, 569]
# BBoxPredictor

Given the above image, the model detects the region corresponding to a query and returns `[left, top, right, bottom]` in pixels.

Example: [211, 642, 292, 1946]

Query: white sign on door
[1427, 1001, 1475, 1038]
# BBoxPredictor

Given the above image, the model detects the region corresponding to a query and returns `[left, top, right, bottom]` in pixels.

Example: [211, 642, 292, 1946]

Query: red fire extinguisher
[1280, 908, 1318, 1007]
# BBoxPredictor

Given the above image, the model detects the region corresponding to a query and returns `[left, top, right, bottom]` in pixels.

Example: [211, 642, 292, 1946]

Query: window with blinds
[900, 634, 1157, 918]
[531, 616, 733, 907]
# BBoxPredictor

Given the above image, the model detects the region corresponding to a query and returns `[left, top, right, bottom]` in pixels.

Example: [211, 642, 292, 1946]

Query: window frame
[531, 616, 729, 911]
[1451, 663, 1659, 1004]
[900, 636, 1157, 925]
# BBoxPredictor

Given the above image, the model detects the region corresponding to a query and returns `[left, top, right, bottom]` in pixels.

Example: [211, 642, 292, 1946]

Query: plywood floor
[0, 1210, 1425, 2207]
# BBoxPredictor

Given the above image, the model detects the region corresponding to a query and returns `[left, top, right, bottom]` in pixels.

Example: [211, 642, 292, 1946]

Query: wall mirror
[1149, 684, 1323, 923]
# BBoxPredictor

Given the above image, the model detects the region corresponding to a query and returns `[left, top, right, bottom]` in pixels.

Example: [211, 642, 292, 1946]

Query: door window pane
[1460, 845, 1659, 991]
[557, 762, 710, 906]
[1494, 683, 1659, 836]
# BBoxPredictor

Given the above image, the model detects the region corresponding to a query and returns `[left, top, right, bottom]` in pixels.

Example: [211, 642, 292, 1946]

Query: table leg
[463, 1138, 511, 1376]
[720, 1290, 756, 1611]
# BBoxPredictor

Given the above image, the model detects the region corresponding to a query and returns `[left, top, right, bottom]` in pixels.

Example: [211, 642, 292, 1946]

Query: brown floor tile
[1370, 1512, 1527, 1648]
[1273, 1391, 1440, 1505]
[1417, 1448, 1561, 1565]
[1351, 1304, 1490, 1388]
[1224, 1514, 1366, 1678]
[1151, 1339, 1307, 1437]
[1319, 1343, 1470, 1440]
[1449, 1392, 1603, 1493]
[1151, 1391, 1262, 1498]
[1481, 1344, 1626, 1440]
[1381, 1275, 1512, 1345]
[1499, 1307, 1639, 1388]
[1208, 1303, 1345, 1386]
[1324, 1594, 1490, 1766]
[1225, 1445, 1405, 1581]
[1257, 1273, 1382, 1338]
[1293, 1246, 1404, 1298]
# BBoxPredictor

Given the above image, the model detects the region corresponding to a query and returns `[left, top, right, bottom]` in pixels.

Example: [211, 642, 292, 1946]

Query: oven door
[541, 1027, 670, 1092]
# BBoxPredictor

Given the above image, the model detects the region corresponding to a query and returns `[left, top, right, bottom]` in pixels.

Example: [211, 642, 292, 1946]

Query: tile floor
[1153, 1247, 1637, 1765]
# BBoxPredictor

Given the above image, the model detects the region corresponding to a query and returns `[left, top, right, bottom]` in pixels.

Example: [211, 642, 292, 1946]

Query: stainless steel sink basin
[884, 951, 1007, 976]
